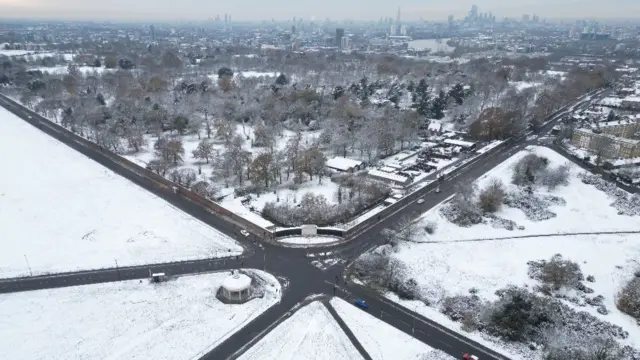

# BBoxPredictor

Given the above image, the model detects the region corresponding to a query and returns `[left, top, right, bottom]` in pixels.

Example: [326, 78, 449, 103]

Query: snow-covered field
[392, 234, 640, 353]
[0, 270, 281, 360]
[415, 146, 640, 242]
[376, 145, 640, 358]
[330, 298, 454, 360]
[238, 300, 363, 360]
[0, 106, 242, 278]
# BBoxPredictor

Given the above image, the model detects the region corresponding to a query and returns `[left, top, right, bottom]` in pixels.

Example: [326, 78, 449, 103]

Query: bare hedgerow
[512, 153, 549, 186]
[539, 164, 571, 190]
[616, 276, 640, 321]
[528, 254, 583, 291]
[440, 181, 483, 226]
[478, 178, 506, 213]
[424, 221, 437, 235]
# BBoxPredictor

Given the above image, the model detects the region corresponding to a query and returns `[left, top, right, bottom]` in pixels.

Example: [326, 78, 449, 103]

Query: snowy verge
[238, 300, 364, 360]
[278, 236, 342, 246]
[330, 297, 455, 360]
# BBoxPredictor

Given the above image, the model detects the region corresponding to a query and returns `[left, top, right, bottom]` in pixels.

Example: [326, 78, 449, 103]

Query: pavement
[0, 90, 604, 360]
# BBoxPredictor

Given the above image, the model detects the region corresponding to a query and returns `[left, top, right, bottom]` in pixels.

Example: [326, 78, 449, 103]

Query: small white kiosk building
[220, 272, 252, 302]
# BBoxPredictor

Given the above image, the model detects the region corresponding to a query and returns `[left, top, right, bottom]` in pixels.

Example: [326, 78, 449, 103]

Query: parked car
[240, 230, 250, 237]
[354, 298, 369, 310]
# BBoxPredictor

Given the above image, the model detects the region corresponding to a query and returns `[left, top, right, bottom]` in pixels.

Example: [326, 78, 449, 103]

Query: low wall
[273, 227, 345, 238]
[0, 94, 275, 243]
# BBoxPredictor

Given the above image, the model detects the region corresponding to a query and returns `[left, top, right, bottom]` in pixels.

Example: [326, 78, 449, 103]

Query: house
[621, 96, 640, 111]
[427, 121, 443, 135]
[367, 169, 412, 187]
[443, 138, 477, 151]
[325, 157, 363, 172]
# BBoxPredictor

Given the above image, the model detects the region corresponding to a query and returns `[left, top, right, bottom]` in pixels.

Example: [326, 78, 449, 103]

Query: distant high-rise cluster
[465, 5, 495, 23]
[389, 6, 407, 37]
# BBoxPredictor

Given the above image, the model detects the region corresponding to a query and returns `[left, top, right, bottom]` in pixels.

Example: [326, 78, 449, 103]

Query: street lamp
[24, 254, 33, 276]
[115, 259, 120, 281]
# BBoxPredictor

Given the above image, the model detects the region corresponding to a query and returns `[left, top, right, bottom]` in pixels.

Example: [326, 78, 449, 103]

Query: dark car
[354, 298, 369, 310]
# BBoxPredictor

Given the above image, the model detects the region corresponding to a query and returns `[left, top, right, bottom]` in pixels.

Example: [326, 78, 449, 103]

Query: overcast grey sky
[0, 0, 638, 21]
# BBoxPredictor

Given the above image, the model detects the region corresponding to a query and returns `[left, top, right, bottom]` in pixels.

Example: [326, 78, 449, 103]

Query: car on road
[435, 187, 441, 193]
[417, 198, 425, 204]
[462, 354, 479, 360]
[354, 298, 369, 310]
[240, 230, 250, 237]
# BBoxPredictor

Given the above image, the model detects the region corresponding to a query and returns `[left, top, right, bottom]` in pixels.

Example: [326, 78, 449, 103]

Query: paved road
[0, 90, 603, 360]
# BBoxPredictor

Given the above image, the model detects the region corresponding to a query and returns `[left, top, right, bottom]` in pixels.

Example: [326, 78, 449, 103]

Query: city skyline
[1, 0, 640, 22]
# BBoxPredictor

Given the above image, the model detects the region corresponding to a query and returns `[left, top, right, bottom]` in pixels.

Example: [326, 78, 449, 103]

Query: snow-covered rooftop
[368, 169, 409, 184]
[221, 273, 252, 292]
[326, 157, 363, 171]
[443, 138, 475, 148]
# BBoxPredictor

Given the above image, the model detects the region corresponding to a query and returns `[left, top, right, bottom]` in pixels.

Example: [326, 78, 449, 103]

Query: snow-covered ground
[330, 298, 455, 360]
[0, 106, 242, 278]
[34, 65, 112, 75]
[512, 81, 542, 91]
[278, 236, 342, 246]
[375, 145, 640, 359]
[408, 39, 455, 53]
[414, 146, 640, 242]
[388, 233, 640, 359]
[0, 270, 281, 360]
[238, 300, 364, 360]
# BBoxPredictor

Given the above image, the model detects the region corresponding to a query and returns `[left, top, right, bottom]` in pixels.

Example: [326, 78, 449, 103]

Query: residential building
[621, 96, 640, 110]
[598, 120, 639, 138]
[572, 128, 640, 158]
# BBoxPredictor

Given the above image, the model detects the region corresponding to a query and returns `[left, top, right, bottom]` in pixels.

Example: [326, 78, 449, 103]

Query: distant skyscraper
[150, 25, 155, 41]
[396, 6, 401, 24]
[336, 28, 345, 48]
[341, 36, 350, 50]
[469, 5, 478, 21]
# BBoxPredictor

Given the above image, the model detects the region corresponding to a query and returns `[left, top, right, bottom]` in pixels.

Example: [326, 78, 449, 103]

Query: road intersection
[0, 90, 605, 360]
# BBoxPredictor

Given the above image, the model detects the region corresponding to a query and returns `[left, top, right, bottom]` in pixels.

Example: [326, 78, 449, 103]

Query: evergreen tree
[448, 83, 465, 105]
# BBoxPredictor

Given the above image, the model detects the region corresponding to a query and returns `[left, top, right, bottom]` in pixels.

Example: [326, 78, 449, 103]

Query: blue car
[354, 298, 369, 310]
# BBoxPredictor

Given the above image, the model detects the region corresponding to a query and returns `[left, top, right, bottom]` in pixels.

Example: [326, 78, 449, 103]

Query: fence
[0, 94, 275, 243]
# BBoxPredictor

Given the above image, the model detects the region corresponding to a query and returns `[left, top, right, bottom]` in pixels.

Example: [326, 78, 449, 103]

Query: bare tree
[192, 139, 214, 163]
[249, 152, 275, 188]
[478, 178, 506, 213]
[592, 135, 616, 167]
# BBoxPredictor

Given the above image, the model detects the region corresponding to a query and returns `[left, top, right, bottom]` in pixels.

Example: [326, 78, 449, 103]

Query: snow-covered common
[0, 270, 281, 360]
[0, 107, 242, 278]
